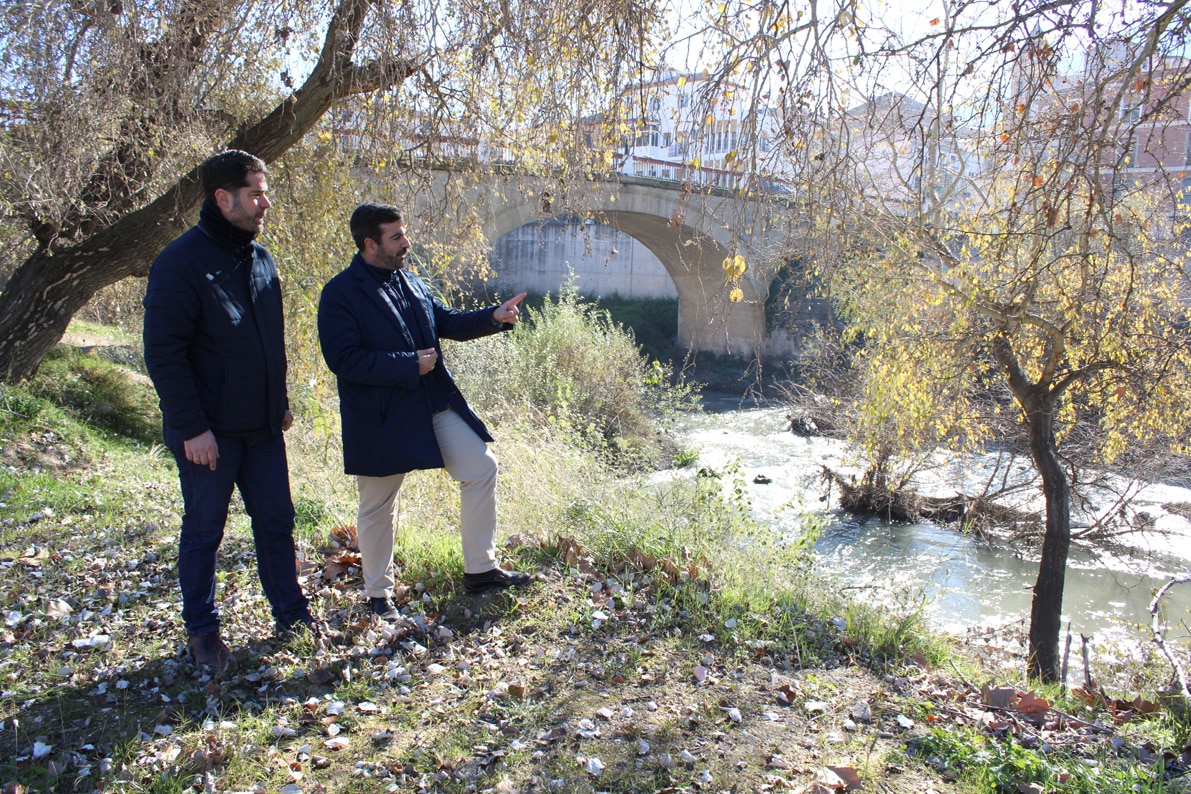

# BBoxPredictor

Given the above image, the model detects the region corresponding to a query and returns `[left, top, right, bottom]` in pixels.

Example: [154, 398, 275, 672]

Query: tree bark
[0, 182, 198, 381]
[992, 332, 1071, 683]
[1025, 398, 1071, 683]
[0, 0, 415, 382]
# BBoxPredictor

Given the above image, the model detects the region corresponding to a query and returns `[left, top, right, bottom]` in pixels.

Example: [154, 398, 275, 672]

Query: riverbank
[661, 399, 1191, 695]
[1, 340, 1188, 792]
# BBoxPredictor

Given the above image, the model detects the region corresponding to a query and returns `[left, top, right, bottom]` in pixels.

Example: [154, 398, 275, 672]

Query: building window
[635, 125, 660, 148]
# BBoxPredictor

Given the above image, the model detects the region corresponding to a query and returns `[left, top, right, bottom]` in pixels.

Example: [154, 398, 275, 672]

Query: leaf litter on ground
[1, 435, 1188, 792]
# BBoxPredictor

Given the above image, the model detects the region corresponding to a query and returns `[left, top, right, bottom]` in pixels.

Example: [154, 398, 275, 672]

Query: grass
[1, 312, 1190, 792]
[912, 726, 1176, 793]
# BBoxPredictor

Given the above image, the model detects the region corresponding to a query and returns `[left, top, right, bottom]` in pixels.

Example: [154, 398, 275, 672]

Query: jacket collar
[349, 254, 418, 349]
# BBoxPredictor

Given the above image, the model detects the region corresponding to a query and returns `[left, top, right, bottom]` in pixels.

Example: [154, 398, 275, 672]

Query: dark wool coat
[143, 220, 289, 441]
[317, 254, 510, 477]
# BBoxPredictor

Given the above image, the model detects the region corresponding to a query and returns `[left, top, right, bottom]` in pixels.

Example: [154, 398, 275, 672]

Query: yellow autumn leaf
[729, 288, 744, 303]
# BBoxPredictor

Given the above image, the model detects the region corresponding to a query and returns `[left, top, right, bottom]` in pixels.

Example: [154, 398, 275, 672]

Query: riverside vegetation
[1, 294, 1189, 793]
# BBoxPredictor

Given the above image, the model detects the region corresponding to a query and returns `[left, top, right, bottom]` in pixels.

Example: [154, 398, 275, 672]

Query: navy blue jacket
[143, 218, 289, 441]
[317, 255, 509, 477]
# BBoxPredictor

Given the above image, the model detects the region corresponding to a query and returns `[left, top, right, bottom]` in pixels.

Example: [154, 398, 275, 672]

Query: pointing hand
[493, 292, 527, 325]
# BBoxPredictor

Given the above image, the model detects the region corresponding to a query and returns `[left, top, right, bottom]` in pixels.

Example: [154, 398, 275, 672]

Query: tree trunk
[0, 0, 413, 383]
[992, 332, 1072, 683]
[1025, 398, 1071, 683]
[0, 182, 200, 381]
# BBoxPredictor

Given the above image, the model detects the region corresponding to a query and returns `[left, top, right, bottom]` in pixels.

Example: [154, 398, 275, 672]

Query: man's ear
[214, 187, 233, 211]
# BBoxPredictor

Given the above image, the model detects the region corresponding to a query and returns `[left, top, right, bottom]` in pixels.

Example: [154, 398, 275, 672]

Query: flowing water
[661, 396, 1191, 663]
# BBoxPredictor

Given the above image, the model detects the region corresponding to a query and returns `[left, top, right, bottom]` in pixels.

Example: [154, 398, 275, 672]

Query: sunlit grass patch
[22, 347, 161, 445]
[911, 725, 1173, 793]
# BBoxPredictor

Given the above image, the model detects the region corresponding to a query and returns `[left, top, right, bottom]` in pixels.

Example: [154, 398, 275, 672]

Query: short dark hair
[350, 202, 404, 251]
[200, 150, 267, 202]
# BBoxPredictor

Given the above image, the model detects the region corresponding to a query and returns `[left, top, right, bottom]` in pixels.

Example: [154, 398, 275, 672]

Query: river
[660, 396, 1191, 674]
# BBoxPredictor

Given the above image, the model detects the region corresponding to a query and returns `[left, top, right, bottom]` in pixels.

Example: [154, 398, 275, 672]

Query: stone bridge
[407, 170, 801, 358]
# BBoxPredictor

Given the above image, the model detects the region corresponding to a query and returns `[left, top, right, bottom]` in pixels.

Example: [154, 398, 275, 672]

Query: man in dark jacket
[144, 150, 313, 673]
[318, 202, 530, 620]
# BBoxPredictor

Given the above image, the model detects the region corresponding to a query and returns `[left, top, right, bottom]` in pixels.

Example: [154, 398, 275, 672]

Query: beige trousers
[356, 408, 499, 597]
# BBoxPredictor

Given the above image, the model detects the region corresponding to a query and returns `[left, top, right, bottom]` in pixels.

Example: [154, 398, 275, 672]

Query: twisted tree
[0, 0, 661, 381]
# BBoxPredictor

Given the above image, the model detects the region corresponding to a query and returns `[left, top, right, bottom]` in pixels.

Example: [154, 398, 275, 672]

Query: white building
[602, 71, 790, 193]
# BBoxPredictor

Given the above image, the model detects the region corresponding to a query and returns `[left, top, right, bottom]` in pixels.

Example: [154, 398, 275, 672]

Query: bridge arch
[421, 172, 789, 356]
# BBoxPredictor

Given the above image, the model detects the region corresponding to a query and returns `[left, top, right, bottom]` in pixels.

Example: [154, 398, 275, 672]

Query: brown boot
[187, 631, 237, 674]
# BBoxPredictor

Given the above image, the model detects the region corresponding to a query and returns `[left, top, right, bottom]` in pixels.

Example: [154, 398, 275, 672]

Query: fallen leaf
[307, 668, 334, 685]
[775, 684, 798, 705]
[45, 599, 72, 619]
[825, 765, 863, 791]
[981, 682, 1016, 709]
[1015, 691, 1050, 721]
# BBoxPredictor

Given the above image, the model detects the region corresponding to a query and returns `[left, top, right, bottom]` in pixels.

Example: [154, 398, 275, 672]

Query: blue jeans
[166, 429, 312, 636]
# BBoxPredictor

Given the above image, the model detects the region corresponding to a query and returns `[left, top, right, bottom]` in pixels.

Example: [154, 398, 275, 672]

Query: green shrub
[450, 286, 697, 469]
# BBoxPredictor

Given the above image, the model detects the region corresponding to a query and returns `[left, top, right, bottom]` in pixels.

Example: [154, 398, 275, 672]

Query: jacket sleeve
[432, 298, 510, 342]
[143, 255, 210, 440]
[317, 277, 422, 389]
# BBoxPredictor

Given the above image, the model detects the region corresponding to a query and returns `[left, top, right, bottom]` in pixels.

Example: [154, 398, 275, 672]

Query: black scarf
[198, 199, 257, 250]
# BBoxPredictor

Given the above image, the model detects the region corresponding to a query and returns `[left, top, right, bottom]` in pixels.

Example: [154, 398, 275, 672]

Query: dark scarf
[198, 199, 257, 250]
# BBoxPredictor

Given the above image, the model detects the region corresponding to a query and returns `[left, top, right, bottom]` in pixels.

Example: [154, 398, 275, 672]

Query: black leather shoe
[187, 631, 237, 674]
[369, 596, 401, 621]
[464, 567, 532, 594]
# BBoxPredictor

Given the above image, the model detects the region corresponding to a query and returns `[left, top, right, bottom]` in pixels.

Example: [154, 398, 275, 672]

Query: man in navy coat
[144, 150, 314, 673]
[317, 202, 531, 619]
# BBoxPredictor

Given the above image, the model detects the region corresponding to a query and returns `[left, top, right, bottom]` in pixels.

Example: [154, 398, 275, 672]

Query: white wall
[486, 219, 678, 299]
